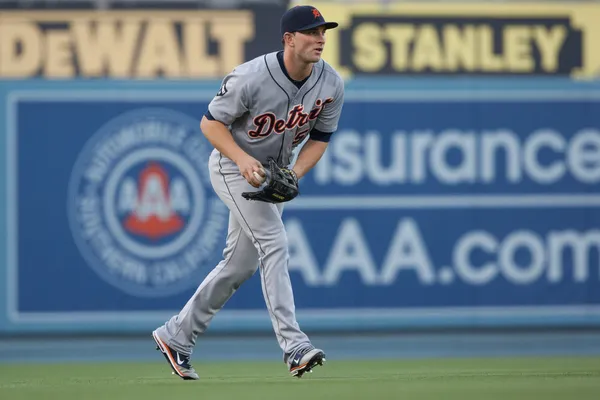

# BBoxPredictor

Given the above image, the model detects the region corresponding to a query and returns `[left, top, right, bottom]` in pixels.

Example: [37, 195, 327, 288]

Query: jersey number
[292, 128, 310, 147]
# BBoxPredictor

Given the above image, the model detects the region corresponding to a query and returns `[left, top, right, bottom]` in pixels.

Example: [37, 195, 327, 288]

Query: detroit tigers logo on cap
[67, 108, 228, 297]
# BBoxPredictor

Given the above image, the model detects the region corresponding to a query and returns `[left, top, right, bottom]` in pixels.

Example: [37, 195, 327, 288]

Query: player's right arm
[202, 70, 265, 188]
[200, 117, 264, 187]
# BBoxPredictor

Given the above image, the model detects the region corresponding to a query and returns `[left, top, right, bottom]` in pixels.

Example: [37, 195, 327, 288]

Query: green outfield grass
[1, 357, 599, 400]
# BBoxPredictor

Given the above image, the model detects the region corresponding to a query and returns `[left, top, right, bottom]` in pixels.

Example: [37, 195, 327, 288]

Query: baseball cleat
[287, 347, 326, 378]
[152, 330, 199, 380]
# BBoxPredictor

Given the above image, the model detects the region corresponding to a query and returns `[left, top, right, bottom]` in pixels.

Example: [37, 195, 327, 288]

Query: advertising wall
[1, 2, 600, 334]
[2, 78, 600, 334]
[311, 2, 600, 80]
[0, 6, 287, 79]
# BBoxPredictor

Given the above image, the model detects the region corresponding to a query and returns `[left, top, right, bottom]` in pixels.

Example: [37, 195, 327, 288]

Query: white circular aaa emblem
[68, 108, 228, 297]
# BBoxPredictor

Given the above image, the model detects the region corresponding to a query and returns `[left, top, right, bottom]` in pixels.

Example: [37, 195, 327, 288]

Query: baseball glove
[242, 157, 299, 203]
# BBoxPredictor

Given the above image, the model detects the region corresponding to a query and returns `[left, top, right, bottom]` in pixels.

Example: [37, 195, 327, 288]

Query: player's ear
[283, 32, 295, 48]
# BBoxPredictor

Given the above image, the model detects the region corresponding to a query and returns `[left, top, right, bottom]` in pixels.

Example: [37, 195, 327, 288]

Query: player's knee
[257, 229, 288, 253]
[238, 264, 259, 282]
[230, 254, 259, 278]
[223, 260, 258, 286]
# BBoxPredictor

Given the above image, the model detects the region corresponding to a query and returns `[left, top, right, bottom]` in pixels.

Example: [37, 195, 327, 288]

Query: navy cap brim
[294, 21, 339, 32]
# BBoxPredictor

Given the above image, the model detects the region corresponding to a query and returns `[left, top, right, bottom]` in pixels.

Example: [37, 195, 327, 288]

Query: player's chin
[306, 53, 322, 63]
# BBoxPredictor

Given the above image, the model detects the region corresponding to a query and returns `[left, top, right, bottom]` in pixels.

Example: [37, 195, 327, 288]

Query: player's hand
[236, 155, 266, 188]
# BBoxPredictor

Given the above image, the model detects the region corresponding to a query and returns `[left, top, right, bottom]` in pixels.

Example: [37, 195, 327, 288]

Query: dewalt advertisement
[311, 2, 600, 79]
[0, 8, 285, 79]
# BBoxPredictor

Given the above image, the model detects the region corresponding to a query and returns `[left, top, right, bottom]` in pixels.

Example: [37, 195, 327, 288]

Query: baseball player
[152, 5, 344, 380]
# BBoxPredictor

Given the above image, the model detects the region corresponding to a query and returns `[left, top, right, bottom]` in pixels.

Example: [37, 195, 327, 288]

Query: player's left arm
[292, 139, 328, 179]
[293, 78, 345, 179]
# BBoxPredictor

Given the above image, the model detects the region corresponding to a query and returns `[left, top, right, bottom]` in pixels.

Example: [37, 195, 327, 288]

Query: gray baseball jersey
[208, 51, 344, 166]
[155, 51, 344, 361]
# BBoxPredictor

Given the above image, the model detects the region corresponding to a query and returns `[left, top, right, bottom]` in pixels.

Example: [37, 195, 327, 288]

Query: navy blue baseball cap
[280, 5, 339, 36]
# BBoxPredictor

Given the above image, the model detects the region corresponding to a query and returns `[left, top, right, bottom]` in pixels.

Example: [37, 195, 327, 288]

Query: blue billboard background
[1, 79, 600, 334]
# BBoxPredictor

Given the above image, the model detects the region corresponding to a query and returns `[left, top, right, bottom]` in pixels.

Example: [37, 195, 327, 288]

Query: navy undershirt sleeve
[309, 128, 333, 143]
[205, 110, 216, 120]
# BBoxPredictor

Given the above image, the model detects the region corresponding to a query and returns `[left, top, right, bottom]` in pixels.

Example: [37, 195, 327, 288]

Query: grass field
[1, 357, 599, 400]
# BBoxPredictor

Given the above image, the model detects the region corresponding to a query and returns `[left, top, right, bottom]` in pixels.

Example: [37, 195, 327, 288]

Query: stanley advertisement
[312, 2, 600, 79]
[0, 9, 283, 79]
